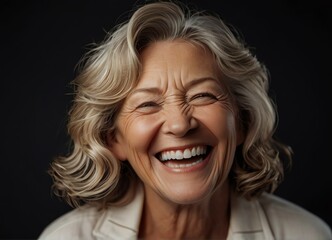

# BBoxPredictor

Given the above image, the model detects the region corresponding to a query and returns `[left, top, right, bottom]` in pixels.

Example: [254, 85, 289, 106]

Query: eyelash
[189, 92, 218, 101]
[137, 101, 159, 108]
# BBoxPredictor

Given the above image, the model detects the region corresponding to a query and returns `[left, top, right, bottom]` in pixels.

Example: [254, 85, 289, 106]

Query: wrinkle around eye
[137, 101, 160, 109]
[134, 101, 163, 114]
[123, 92, 163, 114]
[188, 92, 223, 106]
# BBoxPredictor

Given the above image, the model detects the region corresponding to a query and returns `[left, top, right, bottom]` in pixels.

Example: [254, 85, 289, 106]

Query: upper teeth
[160, 146, 207, 161]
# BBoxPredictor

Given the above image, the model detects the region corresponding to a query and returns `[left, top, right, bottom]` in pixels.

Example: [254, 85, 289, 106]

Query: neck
[139, 183, 231, 240]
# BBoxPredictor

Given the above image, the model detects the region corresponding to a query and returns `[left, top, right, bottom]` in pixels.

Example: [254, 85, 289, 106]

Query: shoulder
[258, 192, 332, 239]
[38, 185, 144, 240]
[38, 204, 104, 240]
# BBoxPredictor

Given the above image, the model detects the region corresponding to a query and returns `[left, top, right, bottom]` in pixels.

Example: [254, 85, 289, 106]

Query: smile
[156, 145, 211, 170]
[159, 145, 208, 161]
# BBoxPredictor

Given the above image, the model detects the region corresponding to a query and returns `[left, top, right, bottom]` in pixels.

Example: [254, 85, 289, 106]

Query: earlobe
[106, 131, 127, 161]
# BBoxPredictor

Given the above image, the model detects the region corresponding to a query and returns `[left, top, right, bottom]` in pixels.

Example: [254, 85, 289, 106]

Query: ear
[106, 130, 127, 161]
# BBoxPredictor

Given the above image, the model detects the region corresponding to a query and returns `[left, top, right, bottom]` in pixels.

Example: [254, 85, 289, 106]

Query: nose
[162, 105, 198, 137]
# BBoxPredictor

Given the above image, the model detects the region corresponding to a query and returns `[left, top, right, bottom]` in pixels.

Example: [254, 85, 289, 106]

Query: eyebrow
[184, 77, 218, 89]
[129, 87, 161, 96]
[129, 77, 218, 96]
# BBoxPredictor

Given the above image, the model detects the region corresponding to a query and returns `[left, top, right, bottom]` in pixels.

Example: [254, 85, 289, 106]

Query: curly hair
[49, 0, 292, 208]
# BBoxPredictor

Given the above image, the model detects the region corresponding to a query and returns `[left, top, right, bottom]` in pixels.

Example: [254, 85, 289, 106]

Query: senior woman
[38, 1, 331, 239]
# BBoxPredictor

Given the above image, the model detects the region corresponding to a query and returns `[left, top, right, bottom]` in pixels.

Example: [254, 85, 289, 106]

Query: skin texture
[108, 40, 242, 239]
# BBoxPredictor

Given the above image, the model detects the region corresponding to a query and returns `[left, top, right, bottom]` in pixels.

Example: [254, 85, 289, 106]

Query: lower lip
[159, 153, 211, 173]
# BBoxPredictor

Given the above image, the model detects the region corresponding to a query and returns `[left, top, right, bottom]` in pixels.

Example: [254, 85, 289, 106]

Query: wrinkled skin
[108, 40, 242, 239]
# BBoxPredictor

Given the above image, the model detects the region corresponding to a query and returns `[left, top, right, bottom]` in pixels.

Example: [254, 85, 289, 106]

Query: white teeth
[160, 146, 207, 161]
[191, 148, 196, 157]
[183, 149, 191, 159]
[164, 158, 203, 168]
[175, 150, 182, 159]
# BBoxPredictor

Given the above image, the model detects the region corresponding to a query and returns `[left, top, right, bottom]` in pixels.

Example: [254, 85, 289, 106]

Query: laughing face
[109, 40, 241, 205]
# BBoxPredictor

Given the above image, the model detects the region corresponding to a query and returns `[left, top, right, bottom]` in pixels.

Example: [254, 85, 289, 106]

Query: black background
[1, 0, 331, 239]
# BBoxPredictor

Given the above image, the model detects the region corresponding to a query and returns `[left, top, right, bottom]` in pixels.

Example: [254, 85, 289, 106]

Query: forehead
[137, 40, 220, 88]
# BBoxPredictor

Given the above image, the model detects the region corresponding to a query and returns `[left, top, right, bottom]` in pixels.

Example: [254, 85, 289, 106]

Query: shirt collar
[227, 191, 274, 240]
[93, 184, 144, 240]
[92, 186, 274, 240]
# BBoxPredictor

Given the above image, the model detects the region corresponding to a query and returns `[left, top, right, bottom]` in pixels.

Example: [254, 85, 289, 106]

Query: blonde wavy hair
[49, 0, 292, 208]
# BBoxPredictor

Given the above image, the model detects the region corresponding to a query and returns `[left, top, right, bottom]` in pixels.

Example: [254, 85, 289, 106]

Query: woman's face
[110, 40, 240, 204]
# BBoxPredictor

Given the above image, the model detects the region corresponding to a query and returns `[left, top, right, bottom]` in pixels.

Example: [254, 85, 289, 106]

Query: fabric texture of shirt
[38, 185, 332, 240]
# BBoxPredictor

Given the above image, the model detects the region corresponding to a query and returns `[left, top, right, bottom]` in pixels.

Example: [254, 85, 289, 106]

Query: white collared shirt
[38, 185, 332, 240]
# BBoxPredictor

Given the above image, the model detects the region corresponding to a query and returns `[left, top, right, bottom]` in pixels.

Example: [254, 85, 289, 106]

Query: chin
[161, 184, 216, 205]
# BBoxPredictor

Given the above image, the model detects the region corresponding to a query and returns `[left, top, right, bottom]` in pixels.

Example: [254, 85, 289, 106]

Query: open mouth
[156, 145, 211, 169]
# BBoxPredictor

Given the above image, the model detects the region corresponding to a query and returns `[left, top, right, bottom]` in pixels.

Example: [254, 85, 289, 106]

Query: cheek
[196, 105, 238, 163]
[118, 113, 161, 153]
[196, 105, 235, 140]
[117, 114, 162, 183]
[198, 106, 237, 183]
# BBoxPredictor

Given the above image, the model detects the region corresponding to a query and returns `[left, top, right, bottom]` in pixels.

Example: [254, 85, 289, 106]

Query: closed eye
[187, 92, 219, 106]
[135, 101, 162, 114]
[137, 101, 160, 109]
[190, 92, 218, 100]
[188, 92, 218, 105]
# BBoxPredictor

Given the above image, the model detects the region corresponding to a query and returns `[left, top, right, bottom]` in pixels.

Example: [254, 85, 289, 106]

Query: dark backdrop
[1, 0, 331, 239]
